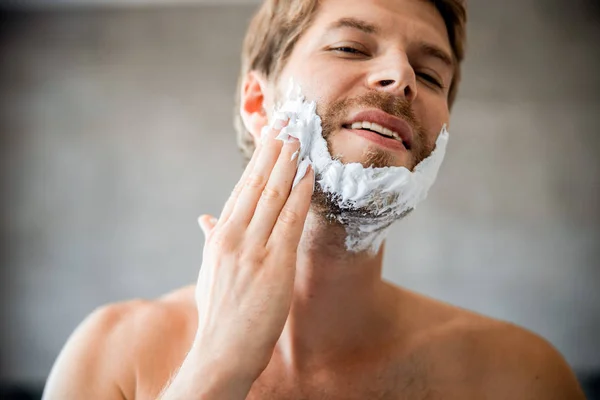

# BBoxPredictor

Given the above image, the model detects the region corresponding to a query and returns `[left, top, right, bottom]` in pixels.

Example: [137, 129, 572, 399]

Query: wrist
[190, 336, 267, 384]
[160, 346, 257, 400]
[188, 344, 259, 396]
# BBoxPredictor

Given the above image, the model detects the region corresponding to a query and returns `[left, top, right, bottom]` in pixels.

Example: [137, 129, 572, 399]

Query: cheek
[278, 55, 354, 105]
[414, 94, 449, 145]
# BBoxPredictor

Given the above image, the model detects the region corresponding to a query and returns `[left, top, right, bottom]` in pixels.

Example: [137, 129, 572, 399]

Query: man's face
[271, 0, 454, 171]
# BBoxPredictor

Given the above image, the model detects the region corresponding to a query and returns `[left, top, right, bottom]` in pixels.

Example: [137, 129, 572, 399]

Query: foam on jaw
[263, 79, 449, 254]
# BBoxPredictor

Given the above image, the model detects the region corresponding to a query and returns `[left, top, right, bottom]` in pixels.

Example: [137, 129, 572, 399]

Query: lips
[342, 109, 414, 150]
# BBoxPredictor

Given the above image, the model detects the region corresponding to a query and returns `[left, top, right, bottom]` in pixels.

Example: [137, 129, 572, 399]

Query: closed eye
[331, 46, 366, 56]
[417, 72, 444, 89]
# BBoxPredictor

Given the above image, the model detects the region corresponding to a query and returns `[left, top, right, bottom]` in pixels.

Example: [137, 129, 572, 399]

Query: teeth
[370, 123, 383, 134]
[349, 121, 400, 140]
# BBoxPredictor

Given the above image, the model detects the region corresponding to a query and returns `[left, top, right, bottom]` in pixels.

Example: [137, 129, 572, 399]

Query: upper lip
[344, 109, 414, 149]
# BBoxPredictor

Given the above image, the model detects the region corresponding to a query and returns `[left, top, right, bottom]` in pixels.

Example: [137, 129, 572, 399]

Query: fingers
[247, 137, 302, 242]
[217, 140, 262, 226]
[267, 165, 314, 251]
[227, 119, 289, 227]
[198, 214, 218, 237]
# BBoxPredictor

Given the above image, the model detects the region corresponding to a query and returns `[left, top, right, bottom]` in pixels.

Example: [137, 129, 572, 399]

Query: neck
[275, 210, 396, 370]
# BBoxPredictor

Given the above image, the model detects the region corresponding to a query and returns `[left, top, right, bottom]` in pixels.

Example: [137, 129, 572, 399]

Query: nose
[366, 52, 417, 103]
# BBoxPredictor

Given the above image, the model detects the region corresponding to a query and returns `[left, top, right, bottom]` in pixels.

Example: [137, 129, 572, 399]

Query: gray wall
[1, 1, 599, 383]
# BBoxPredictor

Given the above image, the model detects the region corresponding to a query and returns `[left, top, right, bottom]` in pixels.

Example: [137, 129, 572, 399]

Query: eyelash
[331, 46, 366, 55]
[417, 72, 444, 89]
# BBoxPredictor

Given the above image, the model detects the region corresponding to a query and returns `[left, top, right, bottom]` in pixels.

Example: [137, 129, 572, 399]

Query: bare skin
[43, 284, 585, 400]
[43, 0, 586, 399]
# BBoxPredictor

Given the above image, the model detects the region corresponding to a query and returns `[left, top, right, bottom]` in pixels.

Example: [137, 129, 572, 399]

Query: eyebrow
[327, 17, 379, 35]
[416, 41, 455, 69]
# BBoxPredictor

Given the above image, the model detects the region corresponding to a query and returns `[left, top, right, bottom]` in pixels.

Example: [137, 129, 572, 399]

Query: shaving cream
[262, 79, 449, 254]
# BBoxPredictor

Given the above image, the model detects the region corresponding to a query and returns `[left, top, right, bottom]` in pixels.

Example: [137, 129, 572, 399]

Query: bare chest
[246, 377, 474, 400]
[244, 357, 468, 400]
[133, 344, 480, 400]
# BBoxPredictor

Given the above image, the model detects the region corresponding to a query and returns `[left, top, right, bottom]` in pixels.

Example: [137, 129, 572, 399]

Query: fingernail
[273, 118, 287, 130]
[197, 216, 205, 230]
[292, 159, 312, 189]
[306, 165, 315, 191]
[284, 137, 299, 148]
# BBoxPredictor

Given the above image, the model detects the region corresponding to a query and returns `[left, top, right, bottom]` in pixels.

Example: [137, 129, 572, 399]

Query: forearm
[159, 348, 255, 400]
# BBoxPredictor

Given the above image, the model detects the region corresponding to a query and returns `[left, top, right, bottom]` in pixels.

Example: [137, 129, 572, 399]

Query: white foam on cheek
[271, 78, 449, 254]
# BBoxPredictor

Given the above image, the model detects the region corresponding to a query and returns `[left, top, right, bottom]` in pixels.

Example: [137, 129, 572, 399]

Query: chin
[328, 130, 412, 169]
[329, 144, 411, 169]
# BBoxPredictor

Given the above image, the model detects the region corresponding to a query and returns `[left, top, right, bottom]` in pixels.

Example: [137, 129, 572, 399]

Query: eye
[417, 72, 444, 89]
[331, 46, 367, 56]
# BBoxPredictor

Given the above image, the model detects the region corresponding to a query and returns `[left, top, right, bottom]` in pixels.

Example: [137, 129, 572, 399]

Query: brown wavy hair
[234, 0, 467, 162]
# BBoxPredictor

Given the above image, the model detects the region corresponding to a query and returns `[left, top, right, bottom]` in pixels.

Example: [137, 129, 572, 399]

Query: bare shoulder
[454, 318, 586, 399]
[411, 297, 585, 399]
[385, 284, 585, 399]
[43, 285, 197, 400]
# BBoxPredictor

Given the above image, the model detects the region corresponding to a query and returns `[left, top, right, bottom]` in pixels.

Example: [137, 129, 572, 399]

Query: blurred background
[1, 0, 599, 398]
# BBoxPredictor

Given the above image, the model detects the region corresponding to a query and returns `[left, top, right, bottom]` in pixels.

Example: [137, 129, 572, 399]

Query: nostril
[404, 85, 413, 99]
[379, 79, 395, 87]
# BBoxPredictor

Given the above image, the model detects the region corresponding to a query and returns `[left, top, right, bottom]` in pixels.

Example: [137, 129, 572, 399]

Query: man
[43, 0, 586, 399]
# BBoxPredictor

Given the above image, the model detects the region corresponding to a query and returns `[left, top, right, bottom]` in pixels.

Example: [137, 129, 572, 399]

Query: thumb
[197, 214, 218, 237]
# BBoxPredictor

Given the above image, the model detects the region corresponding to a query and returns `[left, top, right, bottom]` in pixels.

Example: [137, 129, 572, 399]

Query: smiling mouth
[342, 121, 411, 150]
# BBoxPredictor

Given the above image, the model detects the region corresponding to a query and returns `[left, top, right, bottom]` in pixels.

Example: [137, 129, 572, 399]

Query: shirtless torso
[42, 1, 587, 398]
[44, 283, 584, 400]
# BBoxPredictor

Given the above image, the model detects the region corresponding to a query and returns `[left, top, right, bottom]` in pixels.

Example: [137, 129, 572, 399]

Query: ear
[240, 71, 270, 143]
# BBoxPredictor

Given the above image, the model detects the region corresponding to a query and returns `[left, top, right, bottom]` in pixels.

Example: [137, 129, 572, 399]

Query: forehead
[311, 0, 450, 52]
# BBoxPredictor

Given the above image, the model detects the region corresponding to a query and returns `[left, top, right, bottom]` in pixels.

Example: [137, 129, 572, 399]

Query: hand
[194, 118, 314, 382]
